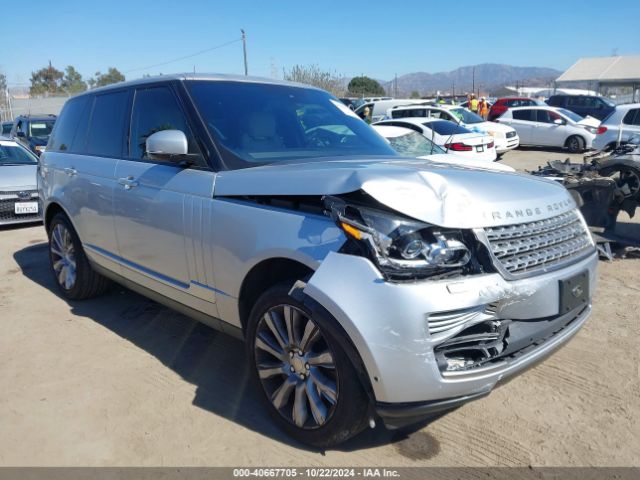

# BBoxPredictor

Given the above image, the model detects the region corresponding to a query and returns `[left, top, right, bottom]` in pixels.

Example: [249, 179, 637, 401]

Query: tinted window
[392, 108, 427, 119]
[48, 96, 90, 152]
[1, 123, 12, 135]
[425, 120, 471, 135]
[623, 109, 640, 126]
[513, 109, 535, 121]
[536, 109, 561, 124]
[129, 86, 202, 161]
[547, 96, 563, 107]
[187, 81, 396, 169]
[85, 91, 129, 157]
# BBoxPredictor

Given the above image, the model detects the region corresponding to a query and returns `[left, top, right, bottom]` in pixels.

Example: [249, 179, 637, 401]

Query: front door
[112, 85, 218, 313]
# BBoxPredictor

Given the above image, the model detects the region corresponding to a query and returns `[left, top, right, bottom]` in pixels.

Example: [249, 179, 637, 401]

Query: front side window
[187, 81, 396, 169]
[536, 110, 561, 124]
[129, 86, 202, 162]
[85, 91, 129, 157]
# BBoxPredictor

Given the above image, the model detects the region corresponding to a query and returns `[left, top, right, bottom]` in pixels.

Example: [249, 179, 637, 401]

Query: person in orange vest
[478, 97, 490, 119]
[469, 94, 479, 113]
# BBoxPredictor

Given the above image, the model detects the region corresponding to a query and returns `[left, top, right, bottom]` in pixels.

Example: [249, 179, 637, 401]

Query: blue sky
[2, 0, 639, 86]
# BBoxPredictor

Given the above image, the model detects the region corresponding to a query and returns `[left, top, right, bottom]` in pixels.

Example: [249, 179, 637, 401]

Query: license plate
[14, 202, 39, 214]
[476, 146, 484, 152]
[559, 271, 589, 314]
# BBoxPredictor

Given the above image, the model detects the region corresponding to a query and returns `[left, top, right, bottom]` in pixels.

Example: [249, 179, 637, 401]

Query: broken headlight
[324, 196, 474, 280]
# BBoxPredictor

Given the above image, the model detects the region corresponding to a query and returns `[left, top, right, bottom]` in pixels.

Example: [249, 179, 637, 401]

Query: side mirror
[145, 130, 188, 161]
[553, 118, 564, 125]
[16, 131, 26, 138]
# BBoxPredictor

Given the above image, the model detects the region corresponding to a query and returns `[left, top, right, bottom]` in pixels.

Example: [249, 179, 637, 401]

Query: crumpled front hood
[0, 165, 38, 190]
[214, 157, 575, 228]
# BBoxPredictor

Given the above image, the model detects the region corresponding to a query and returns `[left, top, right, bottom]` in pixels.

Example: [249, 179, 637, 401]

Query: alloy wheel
[50, 224, 77, 290]
[254, 304, 338, 429]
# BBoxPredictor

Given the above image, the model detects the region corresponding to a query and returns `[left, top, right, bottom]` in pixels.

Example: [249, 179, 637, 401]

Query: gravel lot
[0, 148, 638, 467]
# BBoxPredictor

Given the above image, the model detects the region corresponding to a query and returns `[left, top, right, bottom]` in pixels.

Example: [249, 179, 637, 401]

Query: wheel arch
[44, 201, 71, 233]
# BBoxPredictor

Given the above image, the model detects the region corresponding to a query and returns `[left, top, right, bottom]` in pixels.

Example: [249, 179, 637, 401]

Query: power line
[124, 37, 242, 74]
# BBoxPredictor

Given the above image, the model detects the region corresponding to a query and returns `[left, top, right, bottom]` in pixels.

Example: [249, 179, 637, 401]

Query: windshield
[28, 120, 55, 139]
[558, 108, 583, 123]
[385, 130, 445, 156]
[186, 81, 396, 169]
[0, 142, 38, 165]
[449, 107, 484, 124]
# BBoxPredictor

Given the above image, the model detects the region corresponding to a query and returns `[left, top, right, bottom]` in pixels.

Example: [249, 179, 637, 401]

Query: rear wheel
[48, 213, 110, 300]
[246, 282, 370, 447]
[566, 135, 585, 153]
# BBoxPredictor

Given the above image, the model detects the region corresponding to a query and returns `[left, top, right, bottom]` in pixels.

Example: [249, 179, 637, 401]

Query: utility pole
[241, 29, 248, 76]
[472, 67, 475, 95]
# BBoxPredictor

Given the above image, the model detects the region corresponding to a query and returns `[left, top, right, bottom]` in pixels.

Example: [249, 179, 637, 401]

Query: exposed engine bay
[530, 136, 640, 258]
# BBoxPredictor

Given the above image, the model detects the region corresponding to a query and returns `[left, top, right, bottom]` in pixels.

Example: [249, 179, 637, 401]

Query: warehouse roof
[556, 56, 640, 84]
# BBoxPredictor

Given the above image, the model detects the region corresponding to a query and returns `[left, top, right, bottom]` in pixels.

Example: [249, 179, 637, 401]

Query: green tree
[29, 62, 63, 96]
[347, 76, 385, 96]
[60, 66, 87, 94]
[410, 90, 421, 99]
[283, 64, 341, 96]
[90, 67, 125, 88]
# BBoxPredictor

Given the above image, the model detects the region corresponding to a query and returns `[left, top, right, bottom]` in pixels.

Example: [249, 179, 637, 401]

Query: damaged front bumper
[303, 250, 598, 425]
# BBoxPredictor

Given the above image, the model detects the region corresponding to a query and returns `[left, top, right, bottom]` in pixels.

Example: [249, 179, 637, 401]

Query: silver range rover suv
[39, 74, 598, 447]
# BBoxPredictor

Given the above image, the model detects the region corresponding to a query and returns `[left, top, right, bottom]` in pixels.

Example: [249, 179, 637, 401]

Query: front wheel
[246, 282, 370, 448]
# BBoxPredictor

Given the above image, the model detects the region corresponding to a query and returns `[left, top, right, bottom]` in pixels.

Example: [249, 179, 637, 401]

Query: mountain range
[368, 63, 562, 95]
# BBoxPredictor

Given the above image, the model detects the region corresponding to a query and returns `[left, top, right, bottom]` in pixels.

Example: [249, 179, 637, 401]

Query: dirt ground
[0, 148, 638, 467]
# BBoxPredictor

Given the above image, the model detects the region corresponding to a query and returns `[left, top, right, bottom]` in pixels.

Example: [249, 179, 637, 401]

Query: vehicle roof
[495, 96, 534, 101]
[14, 114, 57, 120]
[0, 136, 18, 144]
[508, 105, 562, 111]
[73, 73, 323, 97]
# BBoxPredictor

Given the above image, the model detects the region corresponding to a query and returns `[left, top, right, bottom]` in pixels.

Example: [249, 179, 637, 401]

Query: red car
[489, 97, 544, 121]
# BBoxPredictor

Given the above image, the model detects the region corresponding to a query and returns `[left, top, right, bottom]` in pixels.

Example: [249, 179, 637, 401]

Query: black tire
[246, 281, 370, 448]
[566, 135, 585, 153]
[48, 212, 110, 300]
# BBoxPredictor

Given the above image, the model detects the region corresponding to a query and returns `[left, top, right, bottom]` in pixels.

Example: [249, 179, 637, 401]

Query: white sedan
[375, 118, 498, 162]
[372, 124, 514, 172]
[385, 104, 519, 155]
[496, 106, 598, 152]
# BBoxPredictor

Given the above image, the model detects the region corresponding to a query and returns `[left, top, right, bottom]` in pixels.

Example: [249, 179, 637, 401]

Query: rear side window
[85, 91, 129, 157]
[536, 110, 561, 124]
[128, 86, 202, 161]
[424, 120, 470, 135]
[48, 97, 90, 152]
[623, 109, 640, 126]
[513, 109, 535, 121]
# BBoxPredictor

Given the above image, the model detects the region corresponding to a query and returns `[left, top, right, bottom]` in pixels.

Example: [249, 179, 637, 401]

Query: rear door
[43, 91, 126, 273]
[622, 108, 640, 138]
[112, 83, 218, 314]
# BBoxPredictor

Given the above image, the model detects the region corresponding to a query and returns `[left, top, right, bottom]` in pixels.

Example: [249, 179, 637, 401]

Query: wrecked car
[531, 135, 640, 252]
[39, 74, 598, 447]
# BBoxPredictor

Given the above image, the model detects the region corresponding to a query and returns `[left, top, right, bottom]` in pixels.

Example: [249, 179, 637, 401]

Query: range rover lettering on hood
[214, 158, 576, 228]
[483, 198, 574, 222]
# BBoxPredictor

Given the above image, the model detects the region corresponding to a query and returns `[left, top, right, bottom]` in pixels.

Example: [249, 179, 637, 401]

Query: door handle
[64, 167, 77, 176]
[118, 176, 139, 190]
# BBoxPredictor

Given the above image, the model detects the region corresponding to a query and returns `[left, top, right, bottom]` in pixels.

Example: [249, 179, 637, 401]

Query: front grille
[0, 195, 41, 223]
[484, 210, 593, 276]
[506, 131, 517, 139]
